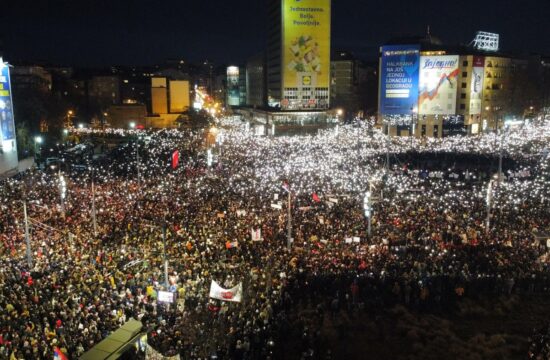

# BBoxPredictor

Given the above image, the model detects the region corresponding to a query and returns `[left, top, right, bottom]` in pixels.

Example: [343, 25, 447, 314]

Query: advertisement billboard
[469, 56, 484, 115]
[419, 55, 459, 115]
[379, 45, 420, 115]
[282, 0, 331, 109]
[0, 58, 18, 175]
[227, 66, 240, 107]
[0, 61, 15, 141]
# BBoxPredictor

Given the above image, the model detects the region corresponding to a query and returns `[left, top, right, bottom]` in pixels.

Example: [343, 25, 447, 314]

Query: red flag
[282, 181, 290, 193]
[54, 347, 69, 360]
[312, 193, 321, 202]
[172, 150, 179, 169]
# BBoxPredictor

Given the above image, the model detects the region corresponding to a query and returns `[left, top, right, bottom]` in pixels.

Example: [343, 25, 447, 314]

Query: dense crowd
[1, 119, 550, 359]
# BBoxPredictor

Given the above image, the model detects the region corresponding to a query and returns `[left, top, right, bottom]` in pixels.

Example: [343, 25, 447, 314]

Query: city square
[1, 0, 550, 359]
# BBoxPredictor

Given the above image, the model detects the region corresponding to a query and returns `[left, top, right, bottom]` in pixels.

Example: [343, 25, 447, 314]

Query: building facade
[378, 34, 531, 137]
[266, 0, 331, 110]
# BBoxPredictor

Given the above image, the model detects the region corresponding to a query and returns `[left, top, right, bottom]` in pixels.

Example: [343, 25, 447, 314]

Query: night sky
[2, 0, 549, 67]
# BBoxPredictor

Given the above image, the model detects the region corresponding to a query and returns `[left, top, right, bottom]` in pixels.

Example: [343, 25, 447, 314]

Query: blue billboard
[379, 45, 420, 115]
[0, 60, 16, 141]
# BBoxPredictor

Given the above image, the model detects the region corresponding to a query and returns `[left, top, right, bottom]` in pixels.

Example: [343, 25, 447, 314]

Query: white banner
[146, 344, 180, 360]
[469, 56, 484, 115]
[209, 281, 243, 303]
[236, 209, 247, 217]
[271, 203, 282, 210]
[251, 228, 262, 241]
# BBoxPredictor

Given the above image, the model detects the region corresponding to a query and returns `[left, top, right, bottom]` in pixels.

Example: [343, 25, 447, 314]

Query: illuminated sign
[379, 45, 420, 115]
[282, 0, 331, 110]
[227, 66, 240, 106]
[470, 31, 499, 52]
[0, 59, 16, 141]
[419, 55, 459, 115]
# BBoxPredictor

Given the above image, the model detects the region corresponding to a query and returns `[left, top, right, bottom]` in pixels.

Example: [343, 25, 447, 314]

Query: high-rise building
[267, 0, 331, 110]
[88, 76, 120, 110]
[246, 52, 266, 108]
[330, 51, 377, 115]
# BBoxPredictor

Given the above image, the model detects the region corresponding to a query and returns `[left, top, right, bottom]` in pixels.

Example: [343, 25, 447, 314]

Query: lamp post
[162, 224, 168, 289]
[23, 201, 32, 268]
[411, 107, 418, 139]
[34, 136, 42, 158]
[485, 178, 494, 233]
[91, 166, 98, 236]
[59, 172, 67, 215]
[364, 190, 372, 238]
[65, 110, 74, 128]
[135, 139, 141, 186]
[287, 189, 292, 250]
[282, 183, 292, 250]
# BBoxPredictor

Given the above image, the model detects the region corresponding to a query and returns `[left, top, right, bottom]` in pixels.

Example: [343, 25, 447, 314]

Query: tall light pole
[485, 179, 493, 233]
[282, 183, 292, 250]
[65, 110, 74, 128]
[411, 107, 418, 140]
[136, 140, 141, 186]
[91, 166, 98, 236]
[385, 121, 390, 171]
[59, 172, 66, 215]
[34, 136, 42, 159]
[287, 189, 292, 250]
[364, 190, 372, 238]
[23, 201, 32, 268]
[162, 224, 169, 289]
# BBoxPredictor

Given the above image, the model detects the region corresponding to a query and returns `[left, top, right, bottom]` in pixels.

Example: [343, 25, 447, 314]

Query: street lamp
[411, 106, 418, 138]
[59, 172, 67, 215]
[91, 166, 98, 237]
[129, 121, 136, 129]
[364, 190, 372, 238]
[66, 110, 74, 128]
[485, 178, 494, 233]
[34, 136, 43, 157]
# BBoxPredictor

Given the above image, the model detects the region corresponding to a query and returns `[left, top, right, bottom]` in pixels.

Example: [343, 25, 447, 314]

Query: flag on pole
[282, 181, 290, 193]
[53, 347, 69, 360]
[172, 150, 179, 169]
[312, 192, 321, 202]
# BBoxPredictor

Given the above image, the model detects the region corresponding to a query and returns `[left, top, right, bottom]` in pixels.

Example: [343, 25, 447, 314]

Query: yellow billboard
[282, 0, 331, 100]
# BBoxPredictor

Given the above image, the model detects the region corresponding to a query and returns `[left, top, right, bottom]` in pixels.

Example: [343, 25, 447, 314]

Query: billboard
[379, 45, 420, 115]
[282, 0, 331, 109]
[0, 61, 16, 141]
[226, 66, 240, 107]
[0, 58, 18, 175]
[469, 56, 484, 115]
[419, 55, 459, 115]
